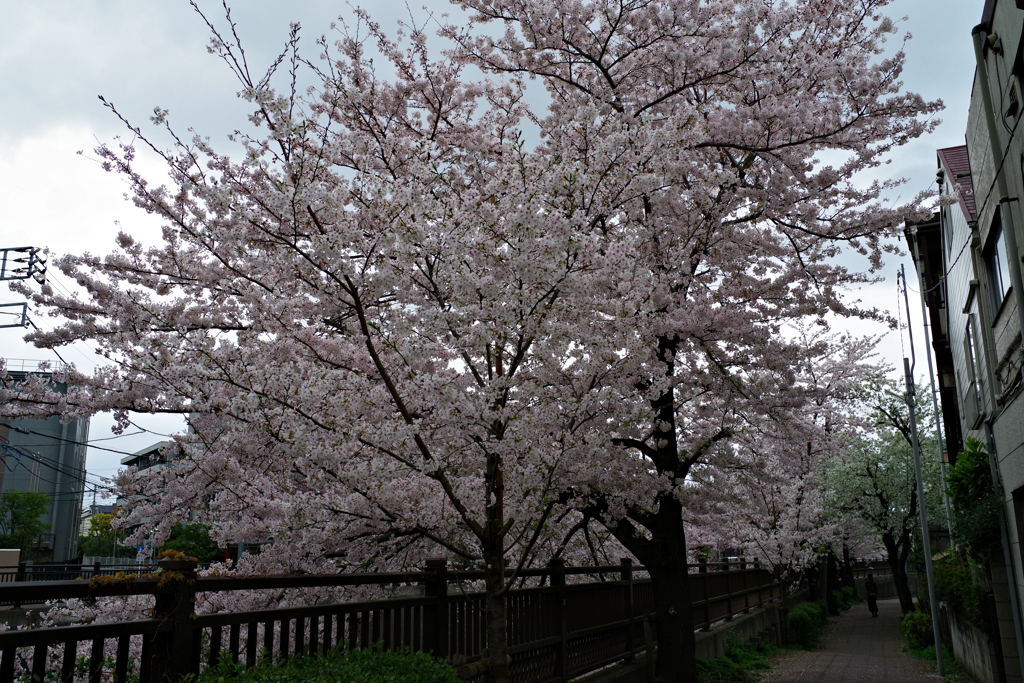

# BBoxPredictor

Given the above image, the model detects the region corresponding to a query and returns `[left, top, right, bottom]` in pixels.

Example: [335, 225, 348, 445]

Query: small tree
[0, 490, 49, 555]
[160, 523, 222, 563]
[79, 512, 135, 559]
[825, 382, 942, 615]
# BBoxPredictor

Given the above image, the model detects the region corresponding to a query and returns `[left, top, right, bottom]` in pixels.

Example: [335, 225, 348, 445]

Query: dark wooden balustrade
[0, 556, 783, 683]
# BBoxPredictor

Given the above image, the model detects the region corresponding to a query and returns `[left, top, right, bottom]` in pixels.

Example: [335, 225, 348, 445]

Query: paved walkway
[763, 599, 944, 682]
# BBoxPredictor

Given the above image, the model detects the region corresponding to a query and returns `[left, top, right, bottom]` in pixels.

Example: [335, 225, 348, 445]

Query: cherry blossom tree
[687, 333, 885, 577]
[4, 0, 939, 680]
[824, 381, 943, 615]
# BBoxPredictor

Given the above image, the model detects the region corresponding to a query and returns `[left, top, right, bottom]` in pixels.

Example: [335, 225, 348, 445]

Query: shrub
[787, 601, 828, 649]
[831, 586, 859, 612]
[901, 610, 934, 651]
[933, 555, 984, 627]
[696, 630, 775, 682]
[696, 656, 752, 683]
[946, 438, 1001, 557]
[190, 647, 459, 683]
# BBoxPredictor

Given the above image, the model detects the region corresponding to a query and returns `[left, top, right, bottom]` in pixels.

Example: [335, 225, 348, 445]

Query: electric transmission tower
[0, 246, 46, 329]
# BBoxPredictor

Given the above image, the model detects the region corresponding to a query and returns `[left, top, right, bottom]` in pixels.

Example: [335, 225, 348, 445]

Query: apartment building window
[963, 316, 985, 428]
[986, 209, 1012, 312]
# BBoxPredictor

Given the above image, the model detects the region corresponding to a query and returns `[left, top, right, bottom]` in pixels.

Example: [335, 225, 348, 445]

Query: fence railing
[0, 556, 781, 683]
[0, 562, 157, 587]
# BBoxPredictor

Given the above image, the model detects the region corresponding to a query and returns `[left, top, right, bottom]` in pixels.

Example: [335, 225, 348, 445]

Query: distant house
[1, 359, 89, 561]
[79, 503, 116, 538]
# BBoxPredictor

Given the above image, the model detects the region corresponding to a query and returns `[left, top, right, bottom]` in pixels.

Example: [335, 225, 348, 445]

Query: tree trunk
[607, 497, 697, 683]
[883, 532, 915, 615]
[841, 544, 856, 589]
[483, 555, 510, 683]
[482, 446, 509, 683]
[892, 561, 915, 615]
[647, 561, 697, 683]
[826, 553, 840, 615]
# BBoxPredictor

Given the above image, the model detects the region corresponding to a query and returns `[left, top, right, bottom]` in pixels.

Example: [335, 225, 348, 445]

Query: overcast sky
[0, 0, 985, 497]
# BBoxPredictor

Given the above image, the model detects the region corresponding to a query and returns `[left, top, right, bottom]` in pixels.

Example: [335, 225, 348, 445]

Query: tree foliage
[160, 523, 222, 564]
[689, 332, 885, 576]
[946, 437, 1001, 557]
[78, 512, 135, 559]
[824, 381, 943, 614]
[0, 490, 49, 554]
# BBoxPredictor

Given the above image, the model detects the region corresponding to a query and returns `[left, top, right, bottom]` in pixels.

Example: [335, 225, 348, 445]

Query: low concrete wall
[945, 606, 999, 683]
[694, 603, 783, 659]
[853, 572, 917, 601]
[579, 603, 786, 683]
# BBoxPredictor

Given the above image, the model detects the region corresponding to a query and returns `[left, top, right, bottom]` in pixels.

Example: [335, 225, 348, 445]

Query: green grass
[901, 644, 969, 681]
[187, 647, 459, 683]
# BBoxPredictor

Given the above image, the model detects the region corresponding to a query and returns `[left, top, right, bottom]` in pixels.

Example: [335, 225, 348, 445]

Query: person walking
[866, 574, 879, 617]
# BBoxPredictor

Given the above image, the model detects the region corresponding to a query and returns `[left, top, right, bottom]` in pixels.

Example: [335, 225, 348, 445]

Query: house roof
[121, 440, 175, 465]
[937, 145, 977, 223]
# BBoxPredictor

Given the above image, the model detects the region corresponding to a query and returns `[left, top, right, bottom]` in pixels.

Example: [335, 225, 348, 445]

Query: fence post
[724, 558, 733, 622]
[741, 557, 750, 614]
[754, 558, 762, 607]
[548, 558, 567, 680]
[423, 559, 449, 660]
[643, 618, 656, 681]
[620, 558, 635, 662]
[12, 561, 28, 610]
[699, 559, 711, 631]
[92, 562, 101, 578]
[150, 556, 198, 682]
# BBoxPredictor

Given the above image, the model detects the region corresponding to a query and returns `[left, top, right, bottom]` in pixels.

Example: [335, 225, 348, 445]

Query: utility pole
[905, 357, 944, 676]
[906, 229, 955, 538]
[900, 265, 943, 676]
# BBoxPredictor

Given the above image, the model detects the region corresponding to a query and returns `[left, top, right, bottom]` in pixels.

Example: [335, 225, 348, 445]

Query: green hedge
[787, 601, 828, 649]
[190, 647, 459, 683]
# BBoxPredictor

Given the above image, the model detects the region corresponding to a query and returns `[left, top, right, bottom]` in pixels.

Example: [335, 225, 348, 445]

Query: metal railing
[0, 562, 156, 588]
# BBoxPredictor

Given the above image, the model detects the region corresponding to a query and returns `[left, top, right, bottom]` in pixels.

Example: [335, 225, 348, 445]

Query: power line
[5, 425, 167, 459]
[0, 439, 114, 491]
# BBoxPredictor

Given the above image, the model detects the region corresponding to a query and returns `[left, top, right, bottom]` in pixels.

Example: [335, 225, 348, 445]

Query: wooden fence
[0, 556, 780, 683]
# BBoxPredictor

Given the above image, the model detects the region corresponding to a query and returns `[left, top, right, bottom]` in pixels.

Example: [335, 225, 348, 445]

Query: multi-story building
[0, 360, 89, 561]
[120, 441, 179, 474]
[908, 2, 1024, 680]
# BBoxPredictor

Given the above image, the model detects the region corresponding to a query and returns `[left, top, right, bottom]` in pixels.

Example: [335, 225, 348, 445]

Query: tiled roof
[937, 145, 977, 223]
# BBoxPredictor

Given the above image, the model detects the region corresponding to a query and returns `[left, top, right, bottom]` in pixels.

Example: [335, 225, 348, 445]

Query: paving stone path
[762, 598, 944, 682]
